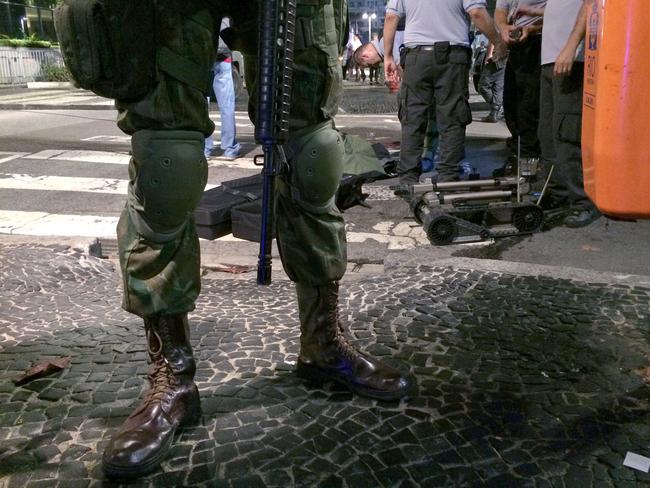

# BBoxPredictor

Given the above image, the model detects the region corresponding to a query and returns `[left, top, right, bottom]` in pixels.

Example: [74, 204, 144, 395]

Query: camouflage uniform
[116, 0, 348, 317]
[102, 0, 411, 479]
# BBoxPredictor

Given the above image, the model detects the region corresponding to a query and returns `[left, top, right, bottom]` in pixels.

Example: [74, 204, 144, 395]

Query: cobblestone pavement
[1, 243, 649, 488]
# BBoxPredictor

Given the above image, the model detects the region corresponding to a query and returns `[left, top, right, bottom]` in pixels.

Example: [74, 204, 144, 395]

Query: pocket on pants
[455, 98, 472, 127]
[449, 48, 470, 65]
[557, 113, 581, 144]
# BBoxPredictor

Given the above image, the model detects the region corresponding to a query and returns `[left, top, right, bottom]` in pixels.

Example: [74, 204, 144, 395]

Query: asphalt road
[1, 83, 649, 278]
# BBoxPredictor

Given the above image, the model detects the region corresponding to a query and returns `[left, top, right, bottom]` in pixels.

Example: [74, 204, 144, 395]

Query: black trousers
[503, 35, 542, 157]
[538, 63, 593, 210]
[399, 45, 471, 182]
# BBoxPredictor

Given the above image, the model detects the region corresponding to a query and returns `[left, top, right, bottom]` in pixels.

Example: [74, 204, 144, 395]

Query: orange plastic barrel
[582, 0, 650, 218]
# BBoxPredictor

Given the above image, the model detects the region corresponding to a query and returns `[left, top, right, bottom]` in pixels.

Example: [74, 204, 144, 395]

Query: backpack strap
[157, 46, 212, 94]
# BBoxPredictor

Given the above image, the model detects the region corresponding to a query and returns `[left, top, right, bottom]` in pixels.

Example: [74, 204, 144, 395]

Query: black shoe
[538, 194, 565, 212]
[564, 207, 601, 228]
[399, 171, 421, 185]
[481, 111, 498, 123]
[492, 155, 517, 178]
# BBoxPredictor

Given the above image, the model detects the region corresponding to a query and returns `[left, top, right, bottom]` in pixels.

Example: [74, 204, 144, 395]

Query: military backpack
[54, 0, 156, 100]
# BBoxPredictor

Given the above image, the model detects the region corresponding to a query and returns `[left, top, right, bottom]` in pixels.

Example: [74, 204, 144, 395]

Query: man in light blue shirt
[525, 0, 600, 227]
[383, 0, 504, 184]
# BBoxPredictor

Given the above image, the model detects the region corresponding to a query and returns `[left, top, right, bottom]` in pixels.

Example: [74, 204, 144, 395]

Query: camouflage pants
[115, 0, 347, 317]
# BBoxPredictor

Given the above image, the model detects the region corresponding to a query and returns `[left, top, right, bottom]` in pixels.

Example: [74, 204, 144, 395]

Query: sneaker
[222, 153, 240, 161]
[564, 207, 601, 228]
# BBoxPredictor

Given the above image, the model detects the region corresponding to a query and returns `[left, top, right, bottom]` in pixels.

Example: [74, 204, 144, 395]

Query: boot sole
[296, 362, 411, 401]
[102, 390, 202, 480]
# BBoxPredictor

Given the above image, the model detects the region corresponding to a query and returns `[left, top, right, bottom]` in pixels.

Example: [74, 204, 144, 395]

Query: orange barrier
[582, 0, 650, 218]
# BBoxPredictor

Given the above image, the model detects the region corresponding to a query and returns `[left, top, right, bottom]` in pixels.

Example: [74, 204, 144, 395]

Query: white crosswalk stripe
[28, 150, 131, 164]
[0, 174, 128, 194]
[0, 152, 28, 164]
[0, 149, 399, 242]
[0, 173, 219, 194]
[23, 148, 262, 170]
[0, 210, 119, 237]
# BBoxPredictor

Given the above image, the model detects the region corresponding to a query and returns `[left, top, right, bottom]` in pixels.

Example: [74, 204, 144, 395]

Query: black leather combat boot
[102, 313, 201, 479]
[295, 282, 412, 401]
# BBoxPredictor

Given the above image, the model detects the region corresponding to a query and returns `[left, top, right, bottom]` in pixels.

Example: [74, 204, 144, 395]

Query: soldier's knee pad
[131, 130, 208, 232]
[286, 125, 343, 214]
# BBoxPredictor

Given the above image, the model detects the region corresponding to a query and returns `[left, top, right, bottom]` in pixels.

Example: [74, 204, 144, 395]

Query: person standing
[368, 34, 381, 85]
[477, 42, 506, 123]
[96, 1, 412, 480]
[350, 33, 365, 82]
[495, 0, 546, 168]
[204, 17, 241, 161]
[342, 30, 355, 80]
[354, 30, 440, 177]
[383, 0, 505, 185]
[521, 0, 600, 227]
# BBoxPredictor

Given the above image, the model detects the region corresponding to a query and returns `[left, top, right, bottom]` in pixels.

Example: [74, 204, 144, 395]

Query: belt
[414, 44, 469, 52]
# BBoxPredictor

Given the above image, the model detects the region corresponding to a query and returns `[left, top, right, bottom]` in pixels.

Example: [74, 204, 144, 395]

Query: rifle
[255, 0, 297, 285]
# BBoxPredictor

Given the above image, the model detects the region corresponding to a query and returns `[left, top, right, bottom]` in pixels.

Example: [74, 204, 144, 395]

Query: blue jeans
[204, 60, 241, 158]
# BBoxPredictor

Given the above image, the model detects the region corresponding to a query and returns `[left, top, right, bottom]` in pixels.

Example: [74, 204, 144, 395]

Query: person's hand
[384, 56, 401, 93]
[500, 24, 516, 44]
[518, 24, 535, 43]
[384, 56, 398, 82]
[554, 44, 576, 76]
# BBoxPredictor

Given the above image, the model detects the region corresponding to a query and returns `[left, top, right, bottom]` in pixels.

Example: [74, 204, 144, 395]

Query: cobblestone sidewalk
[1, 243, 649, 487]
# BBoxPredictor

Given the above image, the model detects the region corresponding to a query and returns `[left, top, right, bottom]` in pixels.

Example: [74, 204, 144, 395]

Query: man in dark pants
[92, 0, 411, 480]
[496, 0, 546, 172]
[383, 0, 505, 185]
[522, 0, 600, 227]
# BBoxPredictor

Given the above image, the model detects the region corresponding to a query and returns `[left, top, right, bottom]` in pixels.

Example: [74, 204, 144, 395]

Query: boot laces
[142, 328, 179, 405]
[326, 294, 358, 361]
[143, 358, 179, 404]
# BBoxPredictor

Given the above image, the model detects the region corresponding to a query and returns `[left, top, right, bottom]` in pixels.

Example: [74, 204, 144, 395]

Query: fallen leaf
[13, 356, 72, 386]
[203, 264, 256, 275]
[581, 244, 601, 252]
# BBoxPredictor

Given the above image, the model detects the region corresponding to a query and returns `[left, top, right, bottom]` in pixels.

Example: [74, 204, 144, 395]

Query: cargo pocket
[321, 61, 343, 120]
[455, 97, 472, 127]
[557, 113, 581, 145]
[450, 50, 471, 126]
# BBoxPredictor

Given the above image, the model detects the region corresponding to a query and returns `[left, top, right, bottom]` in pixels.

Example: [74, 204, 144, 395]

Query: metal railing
[0, 46, 63, 84]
